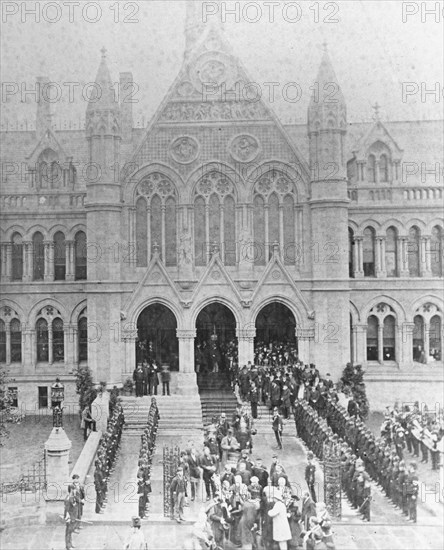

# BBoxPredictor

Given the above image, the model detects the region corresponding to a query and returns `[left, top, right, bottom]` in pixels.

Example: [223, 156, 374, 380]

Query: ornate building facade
[1, 7, 442, 411]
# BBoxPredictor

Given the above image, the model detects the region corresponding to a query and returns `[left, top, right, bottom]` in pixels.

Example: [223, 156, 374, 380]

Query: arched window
[37, 149, 58, 188]
[363, 227, 375, 277]
[36, 318, 49, 362]
[194, 196, 206, 266]
[408, 226, 420, 277]
[367, 154, 376, 183]
[136, 173, 177, 266]
[379, 154, 389, 182]
[347, 159, 357, 183]
[0, 320, 6, 363]
[136, 197, 147, 267]
[253, 170, 297, 265]
[348, 228, 355, 278]
[33, 232, 45, 281]
[224, 195, 236, 266]
[78, 317, 88, 362]
[283, 195, 295, 265]
[11, 232, 23, 281]
[413, 315, 425, 362]
[431, 226, 443, 277]
[253, 195, 265, 266]
[54, 231, 66, 280]
[10, 318, 21, 363]
[193, 171, 236, 266]
[52, 318, 64, 362]
[165, 196, 177, 267]
[430, 315, 442, 361]
[385, 227, 398, 277]
[75, 231, 87, 280]
[383, 315, 396, 361]
[366, 315, 378, 361]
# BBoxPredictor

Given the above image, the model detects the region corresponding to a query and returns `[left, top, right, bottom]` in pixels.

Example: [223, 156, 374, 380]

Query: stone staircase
[197, 372, 239, 424]
[120, 395, 203, 437]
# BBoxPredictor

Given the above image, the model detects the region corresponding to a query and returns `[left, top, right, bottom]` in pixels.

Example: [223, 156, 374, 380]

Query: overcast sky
[1, 0, 443, 126]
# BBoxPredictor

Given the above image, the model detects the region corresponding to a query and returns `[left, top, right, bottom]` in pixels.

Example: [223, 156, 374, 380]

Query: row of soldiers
[294, 400, 372, 522]
[136, 398, 160, 519]
[93, 403, 125, 514]
[320, 396, 419, 521]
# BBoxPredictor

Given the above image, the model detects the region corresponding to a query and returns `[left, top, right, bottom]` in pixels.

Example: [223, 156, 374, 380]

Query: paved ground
[1, 408, 443, 549]
[1, 414, 85, 480]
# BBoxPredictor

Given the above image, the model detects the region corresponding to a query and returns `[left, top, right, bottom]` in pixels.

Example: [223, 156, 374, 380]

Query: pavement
[1, 407, 443, 549]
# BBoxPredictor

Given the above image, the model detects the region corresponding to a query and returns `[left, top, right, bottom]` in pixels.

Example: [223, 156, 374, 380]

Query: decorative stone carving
[230, 135, 260, 163]
[178, 229, 193, 266]
[190, 52, 235, 91]
[170, 136, 199, 164]
[176, 81, 195, 97]
[255, 170, 293, 197]
[137, 173, 175, 198]
[159, 100, 269, 123]
[196, 171, 234, 197]
[211, 270, 221, 280]
[271, 270, 281, 280]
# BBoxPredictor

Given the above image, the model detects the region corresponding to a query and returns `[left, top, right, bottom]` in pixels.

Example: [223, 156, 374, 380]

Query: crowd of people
[133, 362, 173, 397]
[186, 441, 336, 550]
[380, 402, 443, 470]
[136, 398, 160, 520]
[93, 403, 125, 514]
[295, 401, 372, 522]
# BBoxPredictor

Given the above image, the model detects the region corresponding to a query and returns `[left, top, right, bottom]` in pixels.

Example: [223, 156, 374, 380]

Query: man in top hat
[123, 516, 146, 550]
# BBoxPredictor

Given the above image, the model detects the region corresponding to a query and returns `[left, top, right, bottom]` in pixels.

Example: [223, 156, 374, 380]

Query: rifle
[358, 496, 372, 512]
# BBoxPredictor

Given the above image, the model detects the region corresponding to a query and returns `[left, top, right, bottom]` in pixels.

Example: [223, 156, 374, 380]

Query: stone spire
[86, 47, 119, 115]
[308, 45, 347, 174]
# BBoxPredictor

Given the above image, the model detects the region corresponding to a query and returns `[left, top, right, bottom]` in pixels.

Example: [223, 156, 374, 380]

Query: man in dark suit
[64, 492, 78, 550]
[272, 408, 283, 450]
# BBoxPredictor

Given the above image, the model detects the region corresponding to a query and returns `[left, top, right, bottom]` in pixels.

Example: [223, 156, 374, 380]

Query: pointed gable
[351, 118, 403, 162]
[26, 128, 70, 165]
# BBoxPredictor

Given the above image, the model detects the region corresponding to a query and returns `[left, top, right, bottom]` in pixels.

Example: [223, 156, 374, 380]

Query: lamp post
[51, 377, 64, 428]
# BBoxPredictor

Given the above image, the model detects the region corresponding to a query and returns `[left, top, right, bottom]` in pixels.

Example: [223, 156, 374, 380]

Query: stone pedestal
[172, 372, 199, 396]
[44, 427, 72, 501]
[91, 392, 110, 433]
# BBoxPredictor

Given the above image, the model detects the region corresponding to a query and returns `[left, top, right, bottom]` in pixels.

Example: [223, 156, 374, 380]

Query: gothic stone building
[1, 15, 443, 412]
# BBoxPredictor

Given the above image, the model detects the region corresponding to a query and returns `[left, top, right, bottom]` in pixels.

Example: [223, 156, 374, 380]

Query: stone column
[23, 241, 32, 282]
[421, 237, 432, 277]
[48, 324, 53, 365]
[1, 243, 11, 281]
[424, 321, 431, 363]
[44, 427, 72, 501]
[177, 329, 196, 373]
[376, 237, 386, 278]
[44, 241, 54, 282]
[65, 240, 75, 281]
[297, 327, 314, 365]
[356, 324, 368, 365]
[237, 327, 255, 367]
[63, 323, 70, 366]
[353, 237, 364, 278]
[123, 337, 136, 376]
[351, 324, 358, 364]
[395, 323, 402, 367]
[70, 325, 78, 366]
[402, 322, 415, 368]
[378, 324, 384, 364]
[5, 323, 11, 365]
[398, 237, 409, 277]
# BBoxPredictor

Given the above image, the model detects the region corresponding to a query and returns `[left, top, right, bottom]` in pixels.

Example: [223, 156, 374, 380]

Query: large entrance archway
[195, 303, 237, 373]
[136, 304, 178, 370]
[255, 302, 297, 351]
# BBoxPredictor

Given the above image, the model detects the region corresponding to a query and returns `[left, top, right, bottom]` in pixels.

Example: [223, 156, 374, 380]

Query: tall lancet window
[193, 171, 237, 266]
[135, 173, 177, 266]
[253, 170, 298, 266]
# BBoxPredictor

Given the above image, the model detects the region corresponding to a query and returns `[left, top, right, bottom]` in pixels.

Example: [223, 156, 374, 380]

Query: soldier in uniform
[305, 451, 317, 503]
[64, 491, 78, 550]
[405, 462, 419, 522]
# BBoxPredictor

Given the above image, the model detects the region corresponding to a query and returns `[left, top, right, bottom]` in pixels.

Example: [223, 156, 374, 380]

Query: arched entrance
[255, 302, 297, 348]
[195, 303, 237, 373]
[136, 304, 178, 370]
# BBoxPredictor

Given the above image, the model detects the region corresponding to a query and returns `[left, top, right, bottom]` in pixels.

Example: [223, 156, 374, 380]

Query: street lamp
[51, 377, 64, 428]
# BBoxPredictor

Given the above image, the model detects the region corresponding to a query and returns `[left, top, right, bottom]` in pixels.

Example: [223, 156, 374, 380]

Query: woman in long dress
[268, 494, 292, 550]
